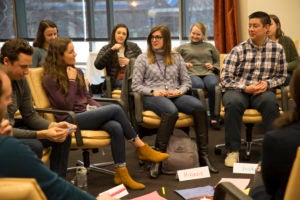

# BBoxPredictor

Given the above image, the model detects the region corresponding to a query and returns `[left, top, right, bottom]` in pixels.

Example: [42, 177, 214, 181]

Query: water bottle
[117, 49, 125, 67]
[76, 167, 88, 188]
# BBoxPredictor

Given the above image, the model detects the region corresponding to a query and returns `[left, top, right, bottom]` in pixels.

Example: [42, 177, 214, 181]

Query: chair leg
[67, 149, 115, 176]
[83, 150, 90, 168]
[245, 124, 253, 160]
[215, 123, 263, 160]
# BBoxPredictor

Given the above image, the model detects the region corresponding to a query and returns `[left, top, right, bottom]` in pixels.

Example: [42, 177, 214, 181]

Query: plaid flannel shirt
[220, 38, 287, 91]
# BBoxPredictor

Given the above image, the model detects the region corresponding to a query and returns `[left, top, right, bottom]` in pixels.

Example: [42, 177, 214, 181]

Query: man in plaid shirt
[220, 11, 287, 167]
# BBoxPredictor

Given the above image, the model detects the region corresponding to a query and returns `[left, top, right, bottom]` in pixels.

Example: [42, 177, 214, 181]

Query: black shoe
[149, 162, 161, 178]
[200, 157, 219, 174]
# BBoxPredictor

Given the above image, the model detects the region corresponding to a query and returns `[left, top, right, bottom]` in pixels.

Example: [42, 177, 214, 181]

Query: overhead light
[130, 1, 138, 8]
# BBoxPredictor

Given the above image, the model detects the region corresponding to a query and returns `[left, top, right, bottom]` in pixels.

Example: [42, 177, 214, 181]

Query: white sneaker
[225, 152, 239, 167]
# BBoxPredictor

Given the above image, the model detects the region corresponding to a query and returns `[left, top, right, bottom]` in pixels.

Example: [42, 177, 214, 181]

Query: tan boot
[137, 143, 169, 162]
[114, 167, 145, 190]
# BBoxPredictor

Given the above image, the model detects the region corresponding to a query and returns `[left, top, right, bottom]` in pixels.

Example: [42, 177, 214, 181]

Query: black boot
[193, 110, 219, 173]
[149, 157, 162, 178]
[149, 113, 178, 178]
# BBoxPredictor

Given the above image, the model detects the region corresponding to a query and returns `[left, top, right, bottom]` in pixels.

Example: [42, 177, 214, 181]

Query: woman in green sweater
[176, 22, 220, 130]
[268, 14, 300, 85]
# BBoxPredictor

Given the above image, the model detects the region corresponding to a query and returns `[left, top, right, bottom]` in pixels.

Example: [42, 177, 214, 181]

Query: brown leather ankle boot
[114, 167, 145, 190]
[137, 143, 169, 162]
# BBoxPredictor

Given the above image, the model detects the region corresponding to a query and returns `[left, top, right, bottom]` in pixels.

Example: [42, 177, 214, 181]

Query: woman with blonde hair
[176, 22, 220, 130]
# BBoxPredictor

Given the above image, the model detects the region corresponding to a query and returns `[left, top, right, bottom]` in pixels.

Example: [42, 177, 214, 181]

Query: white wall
[238, 0, 300, 52]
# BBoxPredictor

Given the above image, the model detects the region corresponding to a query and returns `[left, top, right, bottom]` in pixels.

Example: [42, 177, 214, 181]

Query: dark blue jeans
[190, 75, 219, 119]
[13, 126, 70, 177]
[19, 138, 43, 159]
[114, 79, 123, 89]
[67, 104, 137, 165]
[40, 135, 71, 178]
[143, 94, 205, 117]
[222, 90, 280, 152]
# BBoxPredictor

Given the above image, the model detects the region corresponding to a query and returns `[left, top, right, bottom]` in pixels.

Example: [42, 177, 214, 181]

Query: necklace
[156, 59, 168, 91]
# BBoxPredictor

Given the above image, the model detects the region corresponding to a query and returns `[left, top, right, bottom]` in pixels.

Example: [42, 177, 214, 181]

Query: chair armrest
[133, 92, 144, 123]
[215, 85, 222, 117]
[279, 86, 289, 111]
[93, 97, 126, 111]
[0, 178, 47, 200]
[214, 182, 253, 200]
[34, 108, 83, 146]
[191, 88, 207, 109]
[105, 76, 112, 98]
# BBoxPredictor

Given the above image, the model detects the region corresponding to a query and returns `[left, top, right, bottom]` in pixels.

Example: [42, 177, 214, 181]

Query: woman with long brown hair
[31, 20, 58, 67]
[132, 25, 218, 178]
[42, 37, 168, 190]
[94, 24, 142, 94]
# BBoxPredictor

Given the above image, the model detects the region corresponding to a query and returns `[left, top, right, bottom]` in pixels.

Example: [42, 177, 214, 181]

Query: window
[0, 0, 214, 62]
[93, 0, 108, 38]
[24, 1, 86, 39]
[112, 0, 214, 39]
[183, 0, 214, 39]
[1, 0, 214, 41]
[0, 0, 15, 39]
[113, 0, 179, 38]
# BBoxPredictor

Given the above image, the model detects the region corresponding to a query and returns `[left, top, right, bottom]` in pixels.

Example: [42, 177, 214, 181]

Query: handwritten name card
[177, 166, 210, 181]
[233, 163, 259, 174]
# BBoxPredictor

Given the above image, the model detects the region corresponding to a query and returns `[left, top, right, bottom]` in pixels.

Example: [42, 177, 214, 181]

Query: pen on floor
[162, 186, 166, 195]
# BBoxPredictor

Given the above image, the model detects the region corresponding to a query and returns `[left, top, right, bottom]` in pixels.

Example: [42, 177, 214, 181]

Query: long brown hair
[146, 25, 174, 65]
[109, 24, 129, 67]
[33, 20, 58, 48]
[43, 37, 84, 95]
[273, 65, 300, 129]
[269, 14, 284, 39]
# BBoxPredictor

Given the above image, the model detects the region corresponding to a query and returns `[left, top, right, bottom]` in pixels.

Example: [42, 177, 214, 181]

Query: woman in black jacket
[94, 24, 142, 94]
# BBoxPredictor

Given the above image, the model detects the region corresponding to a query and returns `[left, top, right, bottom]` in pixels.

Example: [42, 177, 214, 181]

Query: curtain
[214, 0, 239, 53]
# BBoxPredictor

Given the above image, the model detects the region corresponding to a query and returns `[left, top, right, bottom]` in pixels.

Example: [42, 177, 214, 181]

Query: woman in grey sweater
[132, 25, 218, 178]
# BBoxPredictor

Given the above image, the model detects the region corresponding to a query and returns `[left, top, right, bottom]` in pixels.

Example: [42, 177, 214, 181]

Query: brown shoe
[137, 143, 169, 162]
[114, 167, 145, 190]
